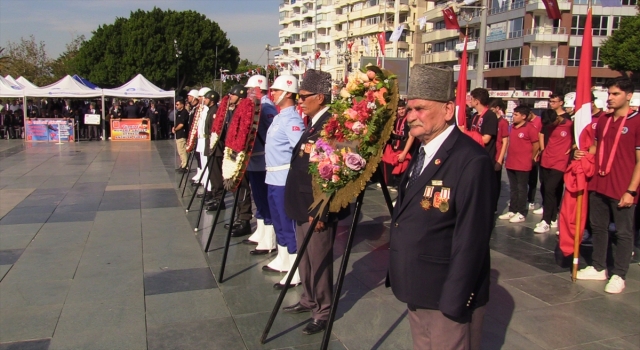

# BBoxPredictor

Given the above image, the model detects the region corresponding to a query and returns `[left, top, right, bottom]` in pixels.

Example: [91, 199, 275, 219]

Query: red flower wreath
[224, 98, 254, 153]
[211, 95, 229, 135]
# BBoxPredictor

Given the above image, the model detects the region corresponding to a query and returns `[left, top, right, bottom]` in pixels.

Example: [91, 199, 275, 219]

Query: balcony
[488, 0, 526, 15]
[331, 30, 347, 40]
[316, 20, 332, 28]
[421, 50, 458, 64]
[422, 29, 459, 43]
[317, 34, 333, 43]
[396, 41, 409, 50]
[521, 58, 566, 78]
[424, 7, 444, 23]
[399, 3, 410, 12]
[523, 27, 569, 43]
[526, 0, 571, 12]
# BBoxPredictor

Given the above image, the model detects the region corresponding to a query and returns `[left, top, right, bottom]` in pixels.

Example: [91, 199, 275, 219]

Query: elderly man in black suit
[281, 69, 336, 335]
[389, 65, 495, 349]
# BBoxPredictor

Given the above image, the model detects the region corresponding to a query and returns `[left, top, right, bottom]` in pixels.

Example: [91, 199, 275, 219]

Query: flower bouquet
[211, 95, 261, 191]
[309, 65, 398, 212]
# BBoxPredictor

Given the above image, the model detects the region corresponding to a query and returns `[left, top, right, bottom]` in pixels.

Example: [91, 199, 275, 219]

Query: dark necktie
[407, 148, 425, 188]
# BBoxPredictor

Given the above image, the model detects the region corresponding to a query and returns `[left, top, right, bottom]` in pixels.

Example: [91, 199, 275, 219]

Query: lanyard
[471, 109, 487, 132]
[597, 114, 628, 176]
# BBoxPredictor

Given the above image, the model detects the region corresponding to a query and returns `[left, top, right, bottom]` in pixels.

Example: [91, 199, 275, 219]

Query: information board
[110, 119, 151, 141]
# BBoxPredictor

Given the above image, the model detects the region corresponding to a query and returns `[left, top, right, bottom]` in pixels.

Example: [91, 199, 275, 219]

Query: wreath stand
[260, 167, 395, 349]
[180, 151, 197, 197]
[186, 155, 215, 232]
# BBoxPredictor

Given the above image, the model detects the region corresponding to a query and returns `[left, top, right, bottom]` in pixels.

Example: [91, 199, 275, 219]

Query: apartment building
[421, 0, 637, 92]
[277, 0, 427, 83]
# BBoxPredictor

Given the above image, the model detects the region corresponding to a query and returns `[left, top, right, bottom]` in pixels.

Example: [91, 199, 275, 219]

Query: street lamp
[173, 39, 182, 91]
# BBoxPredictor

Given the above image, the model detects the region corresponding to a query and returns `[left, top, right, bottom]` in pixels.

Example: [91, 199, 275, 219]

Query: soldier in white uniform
[264, 75, 305, 288]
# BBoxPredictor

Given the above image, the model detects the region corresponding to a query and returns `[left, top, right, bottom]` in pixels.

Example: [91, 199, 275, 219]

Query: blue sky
[0, 0, 280, 65]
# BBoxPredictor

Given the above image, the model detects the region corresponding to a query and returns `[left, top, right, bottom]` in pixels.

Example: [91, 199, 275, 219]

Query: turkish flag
[442, 7, 460, 30]
[558, 9, 593, 259]
[542, 0, 562, 19]
[456, 37, 468, 128]
[377, 32, 386, 56]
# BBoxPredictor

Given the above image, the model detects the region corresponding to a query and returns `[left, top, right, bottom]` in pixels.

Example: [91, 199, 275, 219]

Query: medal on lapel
[421, 186, 434, 210]
[439, 187, 451, 213]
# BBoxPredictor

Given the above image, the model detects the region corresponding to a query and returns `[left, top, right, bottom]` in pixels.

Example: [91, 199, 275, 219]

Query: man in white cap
[193, 87, 213, 200]
[240, 75, 278, 253]
[187, 88, 210, 186]
[388, 65, 495, 349]
[262, 75, 305, 286]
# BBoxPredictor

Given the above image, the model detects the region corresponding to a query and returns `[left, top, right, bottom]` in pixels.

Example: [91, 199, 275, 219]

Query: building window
[569, 47, 605, 67]
[367, 0, 380, 6]
[622, 0, 637, 5]
[366, 16, 381, 25]
[434, 21, 446, 30]
[433, 42, 446, 52]
[486, 50, 505, 68]
[506, 47, 521, 67]
[433, 39, 457, 52]
[612, 16, 623, 30]
[571, 15, 608, 36]
[508, 17, 524, 38]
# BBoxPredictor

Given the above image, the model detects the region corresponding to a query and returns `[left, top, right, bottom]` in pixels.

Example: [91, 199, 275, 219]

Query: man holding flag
[575, 77, 639, 294]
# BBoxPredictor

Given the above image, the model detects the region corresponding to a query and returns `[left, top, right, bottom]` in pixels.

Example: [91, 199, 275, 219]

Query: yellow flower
[340, 88, 351, 98]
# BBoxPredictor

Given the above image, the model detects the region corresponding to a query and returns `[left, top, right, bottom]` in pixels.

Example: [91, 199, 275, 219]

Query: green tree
[0, 47, 9, 73]
[73, 7, 240, 90]
[3, 35, 54, 86]
[50, 35, 86, 80]
[600, 14, 640, 75]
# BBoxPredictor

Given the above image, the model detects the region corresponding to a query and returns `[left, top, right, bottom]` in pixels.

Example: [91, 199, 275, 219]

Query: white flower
[367, 102, 376, 110]
[384, 79, 389, 84]
[222, 148, 246, 180]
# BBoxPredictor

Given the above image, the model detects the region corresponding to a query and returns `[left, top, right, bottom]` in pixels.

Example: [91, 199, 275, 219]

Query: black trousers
[494, 168, 502, 213]
[589, 192, 635, 279]
[507, 169, 529, 215]
[528, 161, 539, 204]
[540, 166, 564, 224]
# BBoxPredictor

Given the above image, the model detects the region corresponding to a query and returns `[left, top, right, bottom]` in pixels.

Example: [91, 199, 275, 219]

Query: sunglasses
[298, 93, 317, 101]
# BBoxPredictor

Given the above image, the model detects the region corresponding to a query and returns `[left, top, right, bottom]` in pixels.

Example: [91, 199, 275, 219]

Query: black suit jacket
[284, 110, 332, 222]
[389, 126, 495, 321]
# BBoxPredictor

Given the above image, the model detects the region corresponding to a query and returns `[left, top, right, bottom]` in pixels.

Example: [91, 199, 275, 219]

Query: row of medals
[420, 185, 450, 213]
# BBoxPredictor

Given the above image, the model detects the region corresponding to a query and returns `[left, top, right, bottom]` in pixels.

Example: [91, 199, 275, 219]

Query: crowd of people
[0, 97, 176, 141]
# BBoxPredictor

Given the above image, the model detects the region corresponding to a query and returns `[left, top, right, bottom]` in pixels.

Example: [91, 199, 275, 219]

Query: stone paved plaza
[0, 139, 638, 350]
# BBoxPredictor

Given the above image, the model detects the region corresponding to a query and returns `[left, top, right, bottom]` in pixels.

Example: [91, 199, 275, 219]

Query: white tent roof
[102, 74, 174, 98]
[24, 75, 103, 98]
[4, 75, 21, 87]
[0, 76, 24, 97]
[16, 76, 38, 89]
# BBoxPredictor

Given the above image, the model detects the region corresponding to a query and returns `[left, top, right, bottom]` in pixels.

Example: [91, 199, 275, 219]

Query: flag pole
[571, 0, 592, 282]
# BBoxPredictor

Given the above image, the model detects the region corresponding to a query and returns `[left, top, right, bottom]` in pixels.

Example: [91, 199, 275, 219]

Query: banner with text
[111, 119, 151, 141]
[25, 118, 75, 142]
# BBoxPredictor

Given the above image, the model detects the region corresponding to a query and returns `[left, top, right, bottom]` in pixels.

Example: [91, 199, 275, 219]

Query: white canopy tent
[0, 76, 24, 98]
[4, 75, 21, 88]
[102, 74, 174, 99]
[16, 76, 38, 89]
[24, 75, 103, 98]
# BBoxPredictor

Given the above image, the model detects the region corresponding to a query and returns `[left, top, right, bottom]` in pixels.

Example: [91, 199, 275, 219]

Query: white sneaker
[509, 213, 526, 223]
[528, 202, 536, 210]
[534, 221, 550, 233]
[499, 212, 516, 220]
[576, 266, 607, 281]
[604, 275, 625, 294]
[535, 220, 545, 227]
[533, 207, 544, 215]
[551, 220, 558, 228]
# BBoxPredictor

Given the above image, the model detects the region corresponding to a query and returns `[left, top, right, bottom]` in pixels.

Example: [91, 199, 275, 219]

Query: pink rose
[344, 152, 366, 171]
[329, 153, 340, 164]
[351, 121, 366, 134]
[332, 175, 340, 183]
[344, 108, 359, 120]
[333, 165, 341, 174]
[318, 160, 333, 180]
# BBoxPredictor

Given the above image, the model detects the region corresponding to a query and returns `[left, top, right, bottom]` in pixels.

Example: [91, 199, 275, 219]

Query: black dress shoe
[230, 220, 251, 237]
[242, 239, 258, 245]
[249, 249, 274, 255]
[273, 281, 301, 290]
[205, 201, 226, 212]
[282, 302, 312, 314]
[302, 319, 327, 335]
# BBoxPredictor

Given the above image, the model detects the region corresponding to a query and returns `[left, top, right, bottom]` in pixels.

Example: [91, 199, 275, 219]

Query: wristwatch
[626, 190, 637, 197]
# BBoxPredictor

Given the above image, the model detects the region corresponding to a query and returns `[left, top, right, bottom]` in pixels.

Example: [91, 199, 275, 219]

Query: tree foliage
[3, 35, 55, 86]
[50, 35, 86, 79]
[0, 47, 9, 73]
[73, 7, 240, 90]
[600, 13, 640, 74]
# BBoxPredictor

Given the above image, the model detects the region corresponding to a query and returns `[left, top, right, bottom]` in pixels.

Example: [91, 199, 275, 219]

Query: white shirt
[311, 106, 330, 127]
[414, 124, 455, 176]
